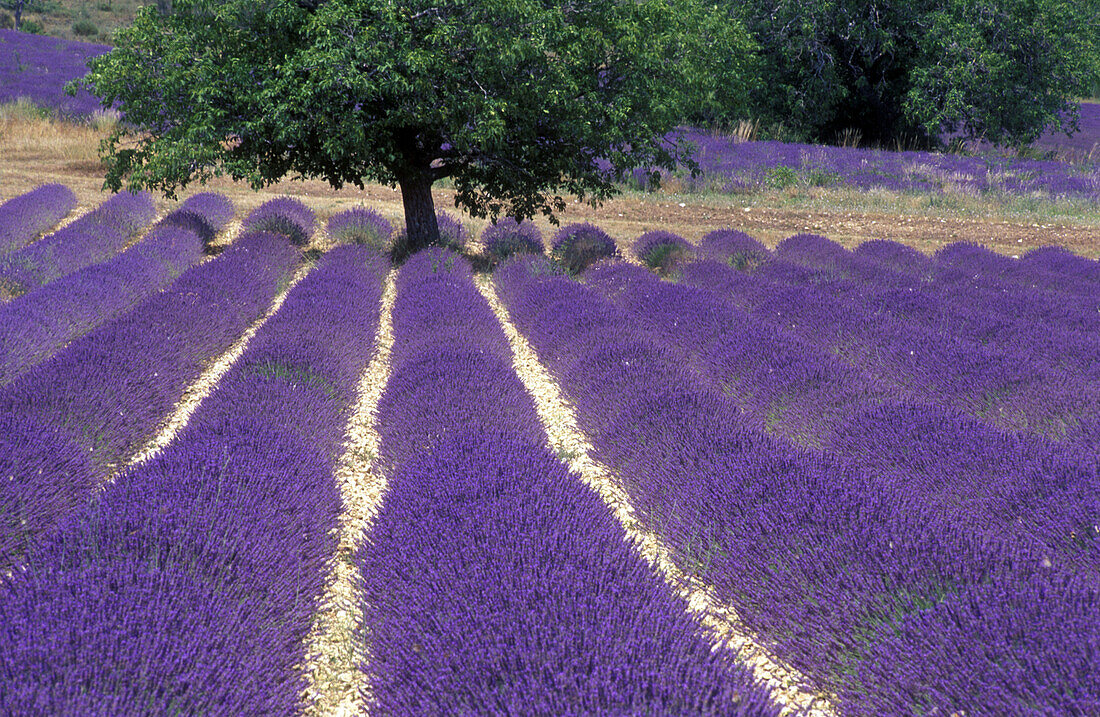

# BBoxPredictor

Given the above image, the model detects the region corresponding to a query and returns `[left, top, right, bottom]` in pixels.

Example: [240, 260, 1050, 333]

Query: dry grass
[0, 101, 103, 166]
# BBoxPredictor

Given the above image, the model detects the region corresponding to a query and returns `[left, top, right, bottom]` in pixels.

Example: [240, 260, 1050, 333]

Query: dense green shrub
[72, 19, 98, 37]
[722, 0, 1100, 148]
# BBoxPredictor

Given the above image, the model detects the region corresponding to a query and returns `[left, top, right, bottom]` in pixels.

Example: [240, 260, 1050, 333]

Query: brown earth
[2, 114, 1097, 259]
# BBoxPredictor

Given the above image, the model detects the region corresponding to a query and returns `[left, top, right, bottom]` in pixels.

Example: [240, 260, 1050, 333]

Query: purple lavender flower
[494, 256, 1100, 711]
[853, 238, 932, 276]
[551, 222, 619, 274]
[366, 250, 779, 714]
[481, 217, 543, 261]
[325, 206, 393, 250]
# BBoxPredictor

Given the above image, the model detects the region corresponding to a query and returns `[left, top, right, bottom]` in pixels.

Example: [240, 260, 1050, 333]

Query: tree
[725, 0, 1100, 148]
[1, 0, 32, 31]
[83, 0, 751, 251]
[907, 0, 1100, 147]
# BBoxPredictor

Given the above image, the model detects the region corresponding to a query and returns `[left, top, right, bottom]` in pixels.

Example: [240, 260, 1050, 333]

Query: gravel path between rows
[476, 276, 835, 717]
[300, 269, 398, 717]
[116, 219, 308, 473]
[122, 261, 313, 470]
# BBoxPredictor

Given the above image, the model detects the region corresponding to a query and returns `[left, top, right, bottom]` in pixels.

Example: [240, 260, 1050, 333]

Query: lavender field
[0, 30, 109, 118]
[670, 122, 1100, 201]
[0, 181, 1097, 715]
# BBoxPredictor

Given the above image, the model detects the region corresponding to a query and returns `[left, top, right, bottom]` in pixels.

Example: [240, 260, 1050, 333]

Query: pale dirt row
[300, 270, 398, 717]
[476, 276, 835, 717]
[120, 220, 315, 471]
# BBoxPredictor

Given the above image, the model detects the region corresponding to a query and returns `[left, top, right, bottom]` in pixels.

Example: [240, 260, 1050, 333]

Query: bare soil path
[301, 271, 397, 717]
[478, 277, 834, 717]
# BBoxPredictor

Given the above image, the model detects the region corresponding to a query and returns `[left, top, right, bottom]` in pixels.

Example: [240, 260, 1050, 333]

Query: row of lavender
[676, 232, 1100, 446]
[0, 184, 77, 256]
[0, 218, 393, 712]
[0, 192, 234, 384]
[362, 248, 776, 714]
[0, 189, 156, 299]
[588, 253, 1097, 574]
[663, 126, 1100, 201]
[495, 251, 1099, 714]
[0, 200, 301, 569]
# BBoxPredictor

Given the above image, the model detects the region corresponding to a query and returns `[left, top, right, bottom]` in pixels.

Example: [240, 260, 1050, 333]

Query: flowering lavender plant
[700, 229, 770, 269]
[241, 196, 316, 246]
[325, 206, 393, 250]
[435, 211, 468, 249]
[551, 222, 618, 274]
[633, 230, 695, 274]
[481, 217, 543, 262]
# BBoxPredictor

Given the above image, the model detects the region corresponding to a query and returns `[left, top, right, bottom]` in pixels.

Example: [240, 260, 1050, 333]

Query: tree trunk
[14, 0, 23, 31]
[398, 171, 440, 255]
[154, 0, 172, 15]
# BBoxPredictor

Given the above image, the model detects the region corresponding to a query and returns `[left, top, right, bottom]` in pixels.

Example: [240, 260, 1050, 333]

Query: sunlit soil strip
[301, 269, 397, 717]
[47, 205, 91, 235]
[122, 260, 313, 469]
[477, 276, 833, 717]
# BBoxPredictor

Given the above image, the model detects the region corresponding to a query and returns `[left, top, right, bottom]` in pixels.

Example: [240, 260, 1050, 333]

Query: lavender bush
[435, 211, 468, 250]
[325, 206, 393, 250]
[241, 196, 316, 246]
[699, 229, 770, 269]
[632, 230, 695, 274]
[585, 259, 886, 447]
[683, 248, 1099, 437]
[551, 222, 618, 274]
[360, 432, 779, 716]
[481, 217, 543, 262]
[0, 184, 77, 255]
[157, 191, 234, 247]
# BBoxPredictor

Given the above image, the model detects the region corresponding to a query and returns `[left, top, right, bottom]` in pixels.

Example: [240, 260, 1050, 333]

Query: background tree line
[701, 0, 1100, 149]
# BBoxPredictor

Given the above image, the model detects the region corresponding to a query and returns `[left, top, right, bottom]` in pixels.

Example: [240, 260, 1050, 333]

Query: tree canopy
[724, 0, 1100, 148]
[83, 0, 754, 251]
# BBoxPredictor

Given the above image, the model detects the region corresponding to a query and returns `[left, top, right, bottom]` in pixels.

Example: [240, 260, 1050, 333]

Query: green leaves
[908, 0, 1100, 147]
[727, 0, 1099, 148]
